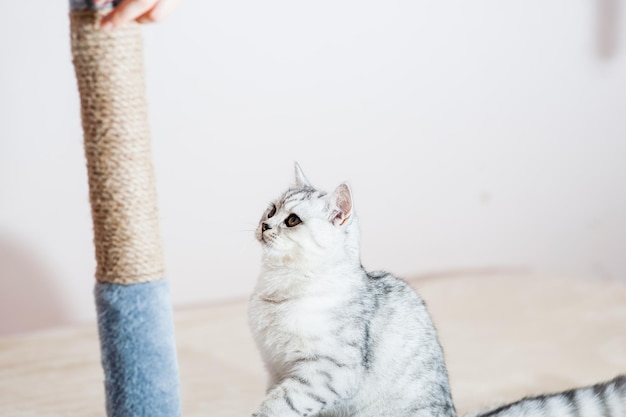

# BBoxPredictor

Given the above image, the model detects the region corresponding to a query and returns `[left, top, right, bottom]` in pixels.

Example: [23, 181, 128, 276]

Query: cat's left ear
[294, 162, 312, 188]
[329, 183, 353, 226]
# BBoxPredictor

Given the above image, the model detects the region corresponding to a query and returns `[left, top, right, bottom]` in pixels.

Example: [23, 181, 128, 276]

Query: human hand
[95, 0, 182, 30]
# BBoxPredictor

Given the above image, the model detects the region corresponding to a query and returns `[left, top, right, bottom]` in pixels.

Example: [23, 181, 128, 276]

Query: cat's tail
[467, 374, 626, 417]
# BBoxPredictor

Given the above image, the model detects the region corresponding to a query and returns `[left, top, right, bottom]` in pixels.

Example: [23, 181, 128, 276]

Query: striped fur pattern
[249, 164, 455, 417]
[249, 164, 625, 417]
[469, 375, 626, 417]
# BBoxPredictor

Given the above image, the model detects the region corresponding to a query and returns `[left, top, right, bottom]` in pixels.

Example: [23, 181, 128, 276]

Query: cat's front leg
[252, 373, 345, 417]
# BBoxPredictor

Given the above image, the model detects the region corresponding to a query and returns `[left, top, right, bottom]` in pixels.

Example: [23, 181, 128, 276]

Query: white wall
[1, 1, 625, 336]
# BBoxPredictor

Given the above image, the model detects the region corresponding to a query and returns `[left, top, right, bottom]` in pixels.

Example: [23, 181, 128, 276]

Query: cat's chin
[262, 248, 317, 272]
[264, 251, 293, 261]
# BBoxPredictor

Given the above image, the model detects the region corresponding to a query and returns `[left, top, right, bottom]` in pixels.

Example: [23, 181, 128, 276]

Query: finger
[100, 0, 158, 30]
[136, 0, 181, 23]
[135, 14, 153, 24]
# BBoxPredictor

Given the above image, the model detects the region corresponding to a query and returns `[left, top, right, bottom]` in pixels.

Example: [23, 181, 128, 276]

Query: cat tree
[69, 1, 181, 415]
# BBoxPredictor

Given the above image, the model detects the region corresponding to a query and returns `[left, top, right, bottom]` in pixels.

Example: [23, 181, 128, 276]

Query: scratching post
[69, 2, 181, 416]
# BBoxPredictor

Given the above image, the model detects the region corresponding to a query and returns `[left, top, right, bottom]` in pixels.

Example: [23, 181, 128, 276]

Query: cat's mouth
[260, 232, 279, 249]
[258, 230, 271, 245]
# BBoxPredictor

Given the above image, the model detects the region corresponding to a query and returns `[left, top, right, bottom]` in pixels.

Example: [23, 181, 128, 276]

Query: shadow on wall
[596, 0, 621, 59]
[0, 237, 70, 336]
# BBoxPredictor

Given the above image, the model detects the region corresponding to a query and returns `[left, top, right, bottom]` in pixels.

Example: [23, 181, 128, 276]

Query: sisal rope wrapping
[70, 10, 164, 284]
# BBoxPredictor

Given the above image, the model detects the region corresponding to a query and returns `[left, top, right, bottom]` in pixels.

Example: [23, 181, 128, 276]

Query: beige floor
[1, 273, 625, 417]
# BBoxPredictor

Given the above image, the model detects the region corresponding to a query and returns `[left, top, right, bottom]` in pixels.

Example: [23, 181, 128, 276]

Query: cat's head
[256, 163, 360, 268]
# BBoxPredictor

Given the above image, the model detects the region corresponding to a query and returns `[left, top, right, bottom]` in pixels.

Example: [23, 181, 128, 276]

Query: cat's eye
[267, 204, 276, 219]
[285, 213, 302, 227]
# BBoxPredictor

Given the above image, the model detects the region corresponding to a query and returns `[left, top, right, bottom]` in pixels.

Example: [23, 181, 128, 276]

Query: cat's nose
[261, 223, 271, 232]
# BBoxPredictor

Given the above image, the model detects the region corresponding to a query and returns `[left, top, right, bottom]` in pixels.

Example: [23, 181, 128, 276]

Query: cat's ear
[294, 162, 311, 188]
[329, 183, 353, 226]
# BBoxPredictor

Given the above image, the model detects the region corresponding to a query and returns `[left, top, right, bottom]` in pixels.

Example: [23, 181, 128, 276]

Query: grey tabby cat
[248, 163, 625, 417]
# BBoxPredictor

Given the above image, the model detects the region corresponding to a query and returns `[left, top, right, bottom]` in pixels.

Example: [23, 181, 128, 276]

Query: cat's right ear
[294, 162, 311, 188]
[329, 183, 353, 226]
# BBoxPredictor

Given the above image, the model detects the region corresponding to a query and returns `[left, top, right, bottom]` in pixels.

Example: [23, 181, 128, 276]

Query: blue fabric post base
[95, 279, 181, 417]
